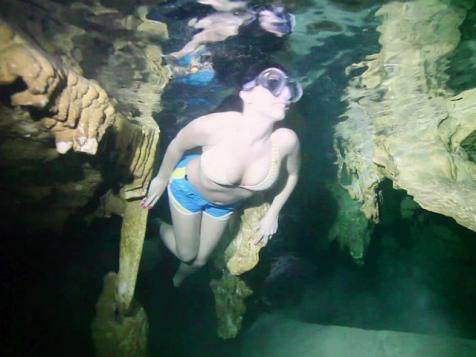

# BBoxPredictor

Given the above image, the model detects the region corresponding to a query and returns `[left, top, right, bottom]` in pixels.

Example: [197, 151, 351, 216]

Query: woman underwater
[141, 66, 302, 287]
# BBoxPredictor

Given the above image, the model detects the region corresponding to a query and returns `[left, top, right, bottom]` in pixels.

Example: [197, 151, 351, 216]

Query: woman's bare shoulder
[273, 128, 300, 155]
[175, 111, 242, 149]
[187, 111, 241, 135]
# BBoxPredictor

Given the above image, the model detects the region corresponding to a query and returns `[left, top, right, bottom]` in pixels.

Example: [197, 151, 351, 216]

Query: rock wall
[327, 183, 372, 262]
[0, 1, 168, 354]
[0, 0, 167, 230]
[0, 20, 115, 154]
[334, 0, 476, 256]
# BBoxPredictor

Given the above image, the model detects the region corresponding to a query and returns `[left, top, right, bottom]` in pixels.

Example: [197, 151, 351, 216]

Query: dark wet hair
[213, 93, 243, 112]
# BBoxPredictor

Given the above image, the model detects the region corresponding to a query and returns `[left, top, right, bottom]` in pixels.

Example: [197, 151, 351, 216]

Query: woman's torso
[185, 112, 285, 205]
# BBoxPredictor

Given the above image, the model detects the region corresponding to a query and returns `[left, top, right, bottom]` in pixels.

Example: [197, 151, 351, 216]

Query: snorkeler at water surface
[165, 1, 296, 59]
[141, 66, 302, 287]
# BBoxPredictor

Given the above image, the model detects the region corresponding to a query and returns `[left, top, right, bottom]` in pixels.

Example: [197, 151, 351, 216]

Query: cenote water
[1, 0, 476, 356]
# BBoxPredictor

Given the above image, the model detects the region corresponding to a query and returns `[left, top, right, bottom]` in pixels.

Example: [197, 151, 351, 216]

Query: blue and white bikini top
[200, 137, 281, 191]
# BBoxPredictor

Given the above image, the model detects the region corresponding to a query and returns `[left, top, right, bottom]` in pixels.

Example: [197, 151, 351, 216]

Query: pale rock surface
[224, 200, 271, 275]
[239, 313, 476, 357]
[334, 0, 476, 259]
[0, 21, 116, 155]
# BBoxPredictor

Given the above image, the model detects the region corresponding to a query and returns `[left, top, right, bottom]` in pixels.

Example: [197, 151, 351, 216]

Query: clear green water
[2, 1, 476, 356]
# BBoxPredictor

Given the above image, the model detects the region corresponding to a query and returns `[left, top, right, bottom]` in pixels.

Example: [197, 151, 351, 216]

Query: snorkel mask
[258, 5, 296, 37]
[242, 67, 303, 103]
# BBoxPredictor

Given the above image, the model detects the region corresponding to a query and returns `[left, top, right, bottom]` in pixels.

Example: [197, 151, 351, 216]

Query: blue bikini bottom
[168, 154, 237, 219]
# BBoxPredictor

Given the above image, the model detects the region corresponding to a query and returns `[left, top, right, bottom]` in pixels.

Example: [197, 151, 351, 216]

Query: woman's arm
[254, 129, 301, 245]
[141, 116, 214, 208]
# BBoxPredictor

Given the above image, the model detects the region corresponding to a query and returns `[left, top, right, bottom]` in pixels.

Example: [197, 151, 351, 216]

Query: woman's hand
[140, 177, 168, 209]
[253, 211, 279, 246]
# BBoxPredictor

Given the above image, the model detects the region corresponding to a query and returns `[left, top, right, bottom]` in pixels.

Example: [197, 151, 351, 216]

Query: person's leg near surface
[168, 195, 202, 262]
[158, 222, 174, 252]
[196, 211, 232, 266]
[173, 210, 232, 287]
[153, 219, 176, 257]
[155, 189, 198, 258]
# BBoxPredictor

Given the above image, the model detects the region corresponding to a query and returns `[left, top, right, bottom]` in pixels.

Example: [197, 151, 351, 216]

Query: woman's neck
[240, 106, 276, 142]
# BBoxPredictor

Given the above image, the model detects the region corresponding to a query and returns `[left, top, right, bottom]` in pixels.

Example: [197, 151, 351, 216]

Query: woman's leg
[166, 197, 202, 263]
[173, 212, 232, 287]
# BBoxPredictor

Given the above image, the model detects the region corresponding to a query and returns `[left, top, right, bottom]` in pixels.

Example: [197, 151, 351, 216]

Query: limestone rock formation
[207, 199, 270, 338]
[1, 1, 167, 353]
[0, 1, 165, 231]
[334, 0, 476, 257]
[224, 200, 271, 275]
[0, 104, 104, 233]
[116, 199, 149, 315]
[0, 21, 115, 155]
[210, 271, 253, 339]
[111, 112, 161, 200]
[327, 183, 372, 262]
[92, 272, 149, 357]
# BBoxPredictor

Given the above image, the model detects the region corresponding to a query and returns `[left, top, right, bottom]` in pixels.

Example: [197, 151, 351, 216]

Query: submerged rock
[0, 20, 115, 155]
[210, 271, 253, 339]
[334, 0, 476, 258]
[224, 200, 271, 275]
[1, 1, 165, 354]
[0, 0, 165, 231]
[327, 183, 372, 261]
[260, 253, 316, 309]
[92, 272, 149, 357]
[239, 313, 476, 357]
